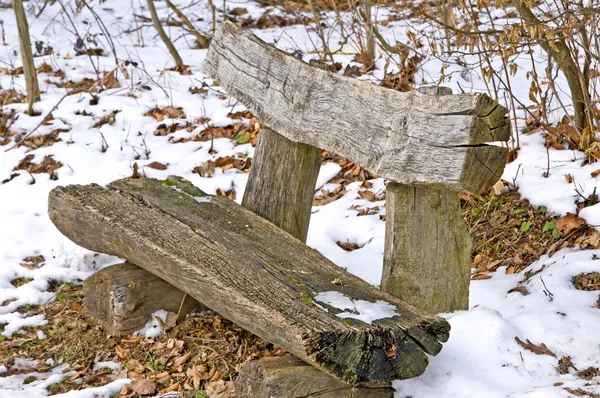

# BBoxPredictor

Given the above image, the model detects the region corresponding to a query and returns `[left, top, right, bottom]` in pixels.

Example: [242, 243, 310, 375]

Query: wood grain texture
[236, 355, 394, 397]
[242, 126, 321, 242]
[381, 183, 472, 314]
[48, 176, 450, 384]
[83, 262, 205, 334]
[205, 21, 509, 194]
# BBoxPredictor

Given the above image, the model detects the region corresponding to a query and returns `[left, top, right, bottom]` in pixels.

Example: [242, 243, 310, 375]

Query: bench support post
[242, 126, 321, 242]
[381, 183, 471, 314]
[380, 86, 472, 314]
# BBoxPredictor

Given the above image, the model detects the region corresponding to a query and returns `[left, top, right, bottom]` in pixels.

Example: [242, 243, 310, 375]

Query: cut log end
[472, 94, 511, 143]
[460, 145, 509, 194]
[305, 327, 431, 385]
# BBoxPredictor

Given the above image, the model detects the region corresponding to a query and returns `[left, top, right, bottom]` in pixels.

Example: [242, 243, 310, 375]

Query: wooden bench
[48, 20, 508, 395]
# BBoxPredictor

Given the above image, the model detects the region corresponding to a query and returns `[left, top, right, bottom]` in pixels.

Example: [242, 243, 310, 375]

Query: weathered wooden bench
[48, 21, 508, 396]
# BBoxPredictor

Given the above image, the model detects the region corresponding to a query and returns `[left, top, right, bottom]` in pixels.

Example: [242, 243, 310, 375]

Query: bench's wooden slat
[49, 176, 449, 385]
[205, 21, 509, 194]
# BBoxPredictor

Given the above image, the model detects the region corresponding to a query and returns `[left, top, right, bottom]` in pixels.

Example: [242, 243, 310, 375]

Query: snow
[396, 249, 600, 397]
[135, 309, 169, 339]
[0, 0, 599, 396]
[92, 362, 122, 372]
[314, 291, 398, 323]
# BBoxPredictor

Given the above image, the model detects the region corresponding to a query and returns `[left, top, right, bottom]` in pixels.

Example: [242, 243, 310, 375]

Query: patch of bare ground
[462, 185, 599, 280]
[0, 283, 280, 396]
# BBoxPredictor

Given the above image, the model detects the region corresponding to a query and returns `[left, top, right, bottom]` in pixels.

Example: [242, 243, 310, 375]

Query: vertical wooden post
[380, 86, 472, 314]
[242, 126, 321, 242]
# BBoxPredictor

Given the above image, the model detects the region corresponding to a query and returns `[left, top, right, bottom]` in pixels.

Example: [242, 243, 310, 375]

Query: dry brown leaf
[158, 382, 181, 395]
[130, 378, 156, 395]
[492, 180, 505, 195]
[146, 161, 168, 170]
[20, 255, 45, 270]
[358, 190, 375, 201]
[173, 352, 191, 368]
[336, 241, 360, 252]
[471, 272, 491, 280]
[565, 174, 573, 183]
[556, 355, 577, 374]
[577, 367, 599, 380]
[115, 345, 128, 360]
[507, 286, 528, 295]
[555, 213, 586, 234]
[145, 106, 186, 121]
[592, 169, 600, 178]
[206, 380, 236, 398]
[102, 70, 120, 89]
[14, 155, 63, 175]
[514, 337, 556, 357]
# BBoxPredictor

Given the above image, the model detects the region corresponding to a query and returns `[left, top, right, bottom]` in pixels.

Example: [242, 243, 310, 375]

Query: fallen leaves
[556, 355, 577, 374]
[192, 156, 252, 178]
[514, 337, 556, 357]
[130, 378, 157, 395]
[464, 189, 597, 276]
[572, 272, 600, 291]
[20, 129, 65, 150]
[13, 155, 63, 176]
[145, 106, 186, 122]
[336, 241, 361, 252]
[20, 255, 45, 270]
[173, 117, 261, 146]
[145, 161, 168, 170]
[507, 286, 529, 295]
[313, 185, 346, 206]
[0, 89, 26, 106]
[555, 213, 586, 235]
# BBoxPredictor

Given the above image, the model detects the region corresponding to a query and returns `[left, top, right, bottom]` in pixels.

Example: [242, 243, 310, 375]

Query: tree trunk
[12, 0, 40, 115]
[146, 0, 183, 66]
[48, 176, 450, 385]
[511, 0, 588, 132]
[242, 126, 321, 242]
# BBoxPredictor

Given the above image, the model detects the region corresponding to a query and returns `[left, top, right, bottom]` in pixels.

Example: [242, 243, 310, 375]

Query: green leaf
[552, 228, 561, 239]
[540, 206, 548, 213]
[520, 221, 533, 232]
[471, 208, 480, 216]
[235, 132, 252, 144]
[543, 221, 556, 232]
[514, 208, 523, 214]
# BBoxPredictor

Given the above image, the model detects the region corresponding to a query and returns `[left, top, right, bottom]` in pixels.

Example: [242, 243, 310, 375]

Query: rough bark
[12, 0, 40, 115]
[381, 183, 472, 314]
[48, 176, 450, 385]
[235, 356, 394, 397]
[242, 126, 321, 242]
[205, 21, 509, 194]
[146, 0, 183, 66]
[83, 262, 205, 335]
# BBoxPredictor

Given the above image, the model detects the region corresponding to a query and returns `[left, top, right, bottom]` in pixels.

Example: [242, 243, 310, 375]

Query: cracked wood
[205, 21, 510, 194]
[48, 176, 450, 385]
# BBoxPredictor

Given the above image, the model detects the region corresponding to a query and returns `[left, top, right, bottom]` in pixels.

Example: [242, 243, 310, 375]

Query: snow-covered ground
[1, 1, 599, 397]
